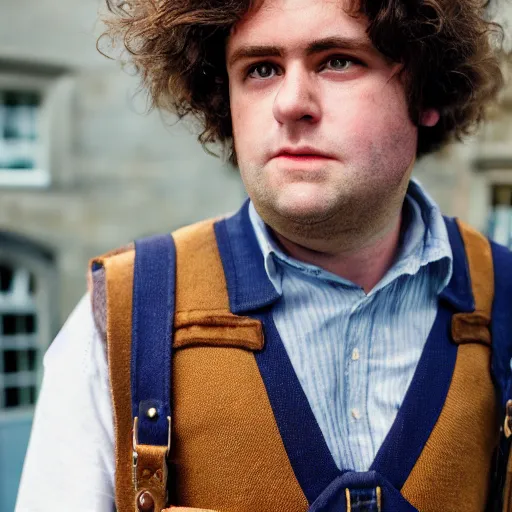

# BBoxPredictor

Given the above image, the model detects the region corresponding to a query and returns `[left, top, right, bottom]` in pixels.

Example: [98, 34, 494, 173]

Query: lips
[273, 147, 334, 159]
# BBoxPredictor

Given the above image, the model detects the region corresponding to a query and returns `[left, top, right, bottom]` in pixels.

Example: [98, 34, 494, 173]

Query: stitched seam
[165, 236, 174, 411]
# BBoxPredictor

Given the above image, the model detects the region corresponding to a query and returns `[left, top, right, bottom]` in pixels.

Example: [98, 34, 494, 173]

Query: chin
[274, 195, 336, 224]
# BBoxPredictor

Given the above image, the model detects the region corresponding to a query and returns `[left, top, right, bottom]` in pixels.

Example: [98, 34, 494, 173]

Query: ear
[419, 108, 440, 127]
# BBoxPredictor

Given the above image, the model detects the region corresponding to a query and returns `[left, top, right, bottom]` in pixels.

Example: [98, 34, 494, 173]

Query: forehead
[228, 0, 368, 52]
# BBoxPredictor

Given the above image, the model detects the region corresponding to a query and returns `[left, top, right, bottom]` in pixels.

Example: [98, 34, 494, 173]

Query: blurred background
[0, 0, 510, 510]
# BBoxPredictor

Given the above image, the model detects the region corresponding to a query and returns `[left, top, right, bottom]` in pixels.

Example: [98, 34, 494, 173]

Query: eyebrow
[227, 36, 375, 68]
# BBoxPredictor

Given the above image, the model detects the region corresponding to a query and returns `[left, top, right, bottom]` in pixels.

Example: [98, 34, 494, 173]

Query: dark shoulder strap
[489, 240, 512, 409]
[130, 221, 246, 512]
[131, 234, 176, 511]
[90, 234, 176, 512]
[457, 227, 512, 512]
[91, 219, 230, 512]
[452, 221, 507, 511]
[489, 240, 512, 512]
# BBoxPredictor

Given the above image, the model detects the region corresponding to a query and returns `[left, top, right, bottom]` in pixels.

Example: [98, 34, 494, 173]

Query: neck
[272, 212, 403, 294]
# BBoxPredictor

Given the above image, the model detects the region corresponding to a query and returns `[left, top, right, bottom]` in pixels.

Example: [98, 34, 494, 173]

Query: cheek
[230, 91, 272, 161]
[229, 92, 244, 139]
[333, 84, 417, 159]
[230, 92, 254, 150]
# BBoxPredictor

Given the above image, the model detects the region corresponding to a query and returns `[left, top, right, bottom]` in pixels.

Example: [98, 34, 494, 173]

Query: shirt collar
[248, 178, 453, 297]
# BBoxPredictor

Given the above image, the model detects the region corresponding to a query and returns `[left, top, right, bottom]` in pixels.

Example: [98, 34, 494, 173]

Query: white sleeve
[15, 294, 115, 512]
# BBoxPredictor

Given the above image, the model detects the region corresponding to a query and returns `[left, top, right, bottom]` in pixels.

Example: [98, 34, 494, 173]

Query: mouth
[273, 147, 335, 161]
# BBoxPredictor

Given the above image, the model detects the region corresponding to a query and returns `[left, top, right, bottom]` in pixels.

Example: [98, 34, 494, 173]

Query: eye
[324, 57, 357, 71]
[247, 63, 278, 79]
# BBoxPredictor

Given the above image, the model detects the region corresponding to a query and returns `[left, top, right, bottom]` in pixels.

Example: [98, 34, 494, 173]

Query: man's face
[226, 0, 426, 244]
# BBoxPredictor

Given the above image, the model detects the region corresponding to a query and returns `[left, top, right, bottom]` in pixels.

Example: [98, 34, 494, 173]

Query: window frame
[0, 239, 57, 415]
[0, 72, 53, 188]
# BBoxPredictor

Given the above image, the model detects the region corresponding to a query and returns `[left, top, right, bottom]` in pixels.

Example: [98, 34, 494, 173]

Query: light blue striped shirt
[248, 179, 453, 472]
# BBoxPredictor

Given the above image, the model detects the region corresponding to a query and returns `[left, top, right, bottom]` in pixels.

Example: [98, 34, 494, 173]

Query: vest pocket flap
[451, 311, 491, 346]
[174, 310, 264, 351]
[163, 508, 218, 511]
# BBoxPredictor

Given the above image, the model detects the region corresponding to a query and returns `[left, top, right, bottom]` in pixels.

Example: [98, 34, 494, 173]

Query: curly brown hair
[100, 0, 508, 163]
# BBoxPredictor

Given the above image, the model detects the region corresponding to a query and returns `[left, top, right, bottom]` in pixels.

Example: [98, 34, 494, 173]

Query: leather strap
[452, 220, 493, 344]
[91, 248, 137, 512]
[132, 235, 175, 446]
[131, 234, 176, 509]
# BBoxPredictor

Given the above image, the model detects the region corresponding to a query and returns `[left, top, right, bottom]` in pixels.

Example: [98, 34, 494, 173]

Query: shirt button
[351, 408, 361, 420]
[351, 348, 360, 361]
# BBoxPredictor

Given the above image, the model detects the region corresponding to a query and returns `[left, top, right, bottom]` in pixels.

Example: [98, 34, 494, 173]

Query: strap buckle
[132, 415, 172, 456]
[345, 486, 382, 512]
[132, 416, 172, 494]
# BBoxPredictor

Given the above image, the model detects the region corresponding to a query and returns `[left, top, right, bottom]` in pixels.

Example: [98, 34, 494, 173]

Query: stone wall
[0, 0, 245, 331]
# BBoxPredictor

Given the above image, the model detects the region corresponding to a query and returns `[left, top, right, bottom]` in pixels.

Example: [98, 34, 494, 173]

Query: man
[16, 0, 511, 510]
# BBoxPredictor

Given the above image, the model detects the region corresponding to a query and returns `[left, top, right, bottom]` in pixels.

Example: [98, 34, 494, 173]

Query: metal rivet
[504, 400, 512, 438]
[505, 400, 512, 438]
[147, 407, 158, 419]
[137, 490, 155, 512]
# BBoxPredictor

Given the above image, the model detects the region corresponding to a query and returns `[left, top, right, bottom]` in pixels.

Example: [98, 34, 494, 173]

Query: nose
[272, 65, 321, 126]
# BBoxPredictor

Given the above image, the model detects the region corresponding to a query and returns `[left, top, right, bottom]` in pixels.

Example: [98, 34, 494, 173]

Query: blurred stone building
[415, 1, 512, 236]
[415, 75, 512, 236]
[0, 0, 245, 509]
[0, 0, 510, 510]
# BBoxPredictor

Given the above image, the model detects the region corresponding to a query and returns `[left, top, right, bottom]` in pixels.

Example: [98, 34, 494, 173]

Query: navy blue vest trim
[249, 302, 446, 507]
[364, 217, 473, 487]
[489, 241, 512, 511]
[490, 241, 512, 409]
[214, 200, 280, 314]
[369, 218, 472, 487]
[440, 217, 475, 313]
[252, 310, 341, 503]
[132, 234, 176, 446]
[309, 471, 418, 512]
[370, 304, 456, 489]
[214, 205, 475, 503]
[485, 241, 512, 512]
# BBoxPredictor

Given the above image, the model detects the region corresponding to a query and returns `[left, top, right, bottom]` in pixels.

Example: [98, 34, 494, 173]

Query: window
[0, 71, 51, 187]
[0, 91, 41, 170]
[488, 184, 512, 248]
[0, 264, 40, 410]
